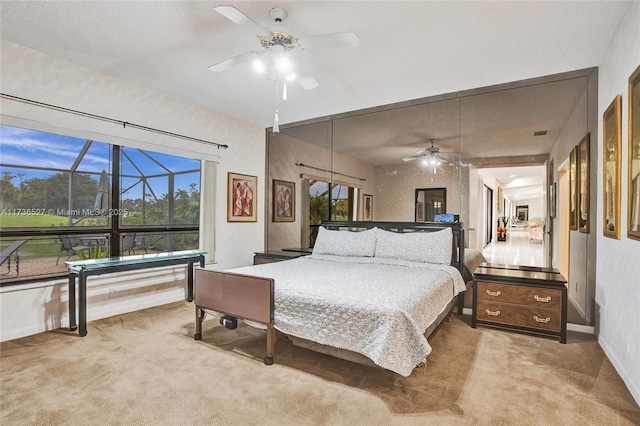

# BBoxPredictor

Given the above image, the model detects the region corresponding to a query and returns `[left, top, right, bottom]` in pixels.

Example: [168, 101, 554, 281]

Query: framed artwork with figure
[578, 133, 590, 234]
[570, 145, 578, 230]
[603, 95, 622, 239]
[273, 179, 295, 222]
[628, 64, 640, 240]
[227, 172, 257, 222]
[363, 194, 373, 221]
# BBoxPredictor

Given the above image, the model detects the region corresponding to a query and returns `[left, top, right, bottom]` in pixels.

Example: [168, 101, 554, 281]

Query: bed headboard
[321, 221, 465, 275]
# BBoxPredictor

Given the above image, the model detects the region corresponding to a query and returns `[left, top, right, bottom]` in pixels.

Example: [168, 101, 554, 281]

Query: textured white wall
[375, 162, 469, 226]
[0, 40, 265, 341]
[266, 132, 377, 250]
[548, 80, 595, 323]
[595, 0, 640, 405]
[267, 132, 331, 250]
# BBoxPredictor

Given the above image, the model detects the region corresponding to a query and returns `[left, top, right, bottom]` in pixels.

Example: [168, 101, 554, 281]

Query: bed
[193, 221, 471, 376]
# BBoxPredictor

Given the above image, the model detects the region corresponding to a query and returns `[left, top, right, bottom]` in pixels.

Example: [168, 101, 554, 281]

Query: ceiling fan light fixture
[277, 58, 291, 72]
[211, 6, 359, 91]
[252, 59, 266, 74]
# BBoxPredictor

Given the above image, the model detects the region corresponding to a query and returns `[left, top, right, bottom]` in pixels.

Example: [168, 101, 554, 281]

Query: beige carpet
[1, 301, 639, 425]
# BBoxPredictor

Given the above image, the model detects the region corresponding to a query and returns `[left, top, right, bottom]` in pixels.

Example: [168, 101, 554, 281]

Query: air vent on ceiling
[534, 130, 548, 136]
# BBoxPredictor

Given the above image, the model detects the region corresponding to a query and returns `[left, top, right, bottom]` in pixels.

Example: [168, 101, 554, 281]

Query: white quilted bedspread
[229, 255, 465, 376]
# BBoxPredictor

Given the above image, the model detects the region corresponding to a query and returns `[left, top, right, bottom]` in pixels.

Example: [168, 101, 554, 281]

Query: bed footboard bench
[194, 269, 275, 365]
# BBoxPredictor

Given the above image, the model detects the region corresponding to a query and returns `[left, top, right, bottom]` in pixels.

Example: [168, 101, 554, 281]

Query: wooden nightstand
[253, 251, 308, 265]
[472, 264, 567, 343]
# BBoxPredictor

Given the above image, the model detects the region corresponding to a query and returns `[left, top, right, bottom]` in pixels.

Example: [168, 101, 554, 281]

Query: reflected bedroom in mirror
[266, 68, 597, 326]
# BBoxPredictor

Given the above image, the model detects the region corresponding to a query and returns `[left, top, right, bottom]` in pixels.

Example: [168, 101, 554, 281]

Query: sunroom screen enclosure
[0, 125, 201, 284]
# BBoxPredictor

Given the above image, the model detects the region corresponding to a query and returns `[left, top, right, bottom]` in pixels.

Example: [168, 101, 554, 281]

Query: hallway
[482, 231, 544, 267]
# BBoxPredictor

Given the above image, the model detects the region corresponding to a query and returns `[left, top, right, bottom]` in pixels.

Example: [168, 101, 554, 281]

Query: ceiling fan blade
[297, 32, 360, 49]
[214, 5, 270, 37]
[402, 156, 418, 162]
[290, 59, 319, 90]
[208, 51, 258, 72]
[297, 73, 319, 90]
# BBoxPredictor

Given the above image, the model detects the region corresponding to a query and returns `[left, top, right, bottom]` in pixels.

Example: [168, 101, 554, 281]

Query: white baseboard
[599, 335, 640, 407]
[566, 323, 594, 334]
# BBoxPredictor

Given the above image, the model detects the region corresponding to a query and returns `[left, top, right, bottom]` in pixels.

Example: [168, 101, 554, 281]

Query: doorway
[415, 188, 446, 222]
[484, 185, 493, 246]
[516, 205, 529, 221]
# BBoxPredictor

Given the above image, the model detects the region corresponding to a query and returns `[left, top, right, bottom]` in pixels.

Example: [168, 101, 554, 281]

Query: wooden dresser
[472, 264, 567, 343]
[253, 251, 308, 265]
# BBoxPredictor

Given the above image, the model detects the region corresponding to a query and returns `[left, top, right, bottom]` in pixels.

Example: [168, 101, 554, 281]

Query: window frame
[0, 123, 203, 285]
[306, 178, 357, 247]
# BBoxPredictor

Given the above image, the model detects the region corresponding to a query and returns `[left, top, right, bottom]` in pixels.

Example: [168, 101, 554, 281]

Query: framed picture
[570, 145, 578, 230]
[628, 64, 640, 240]
[272, 179, 295, 222]
[227, 172, 257, 222]
[549, 182, 557, 219]
[603, 95, 622, 239]
[578, 133, 590, 234]
[363, 194, 373, 221]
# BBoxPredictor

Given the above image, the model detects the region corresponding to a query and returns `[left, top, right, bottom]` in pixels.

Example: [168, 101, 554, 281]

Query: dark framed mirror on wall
[415, 188, 446, 222]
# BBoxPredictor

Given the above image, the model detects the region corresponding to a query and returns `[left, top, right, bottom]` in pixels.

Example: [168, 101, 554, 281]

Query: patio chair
[121, 233, 138, 255]
[134, 235, 166, 254]
[1, 237, 33, 276]
[56, 235, 91, 265]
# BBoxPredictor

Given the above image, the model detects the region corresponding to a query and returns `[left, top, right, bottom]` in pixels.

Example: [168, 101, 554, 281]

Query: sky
[0, 125, 200, 199]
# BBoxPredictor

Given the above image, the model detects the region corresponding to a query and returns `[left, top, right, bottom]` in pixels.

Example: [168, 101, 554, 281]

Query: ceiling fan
[209, 5, 360, 90]
[402, 140, 451, 166]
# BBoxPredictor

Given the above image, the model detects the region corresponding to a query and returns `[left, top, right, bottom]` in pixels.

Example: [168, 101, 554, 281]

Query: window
[307, 179, 356, 247]
[0, 124, 201, 284]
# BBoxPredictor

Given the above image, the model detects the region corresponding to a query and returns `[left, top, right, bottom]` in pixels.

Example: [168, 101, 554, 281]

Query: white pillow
[374, 227, 452, 264]
[312, 226, 377, 257]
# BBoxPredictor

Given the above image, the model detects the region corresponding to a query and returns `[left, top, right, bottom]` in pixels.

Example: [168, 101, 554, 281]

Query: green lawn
[0, 213, 69, 228]
[1, 214, 72, 257]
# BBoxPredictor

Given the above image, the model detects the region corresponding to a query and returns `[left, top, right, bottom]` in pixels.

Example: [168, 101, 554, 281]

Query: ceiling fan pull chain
[273, 109, 280, 133]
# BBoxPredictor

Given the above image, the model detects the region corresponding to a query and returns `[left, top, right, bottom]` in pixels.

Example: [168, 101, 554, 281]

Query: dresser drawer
[476, 302, 562, 332]
[476, 282, 562, 310]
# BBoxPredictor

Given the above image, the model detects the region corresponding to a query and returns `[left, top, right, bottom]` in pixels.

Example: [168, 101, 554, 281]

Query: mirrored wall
[266, 68, 597, 325]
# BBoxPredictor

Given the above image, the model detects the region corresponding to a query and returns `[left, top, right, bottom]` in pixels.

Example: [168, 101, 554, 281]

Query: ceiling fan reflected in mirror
[402, 140, 452, 173]
[209, 5, 360, 90]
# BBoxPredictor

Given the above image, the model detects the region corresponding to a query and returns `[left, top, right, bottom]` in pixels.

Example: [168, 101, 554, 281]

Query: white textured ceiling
[479, 165, 546, 202]
[0, 1, 630, 127]
[0, 1, 631, 201]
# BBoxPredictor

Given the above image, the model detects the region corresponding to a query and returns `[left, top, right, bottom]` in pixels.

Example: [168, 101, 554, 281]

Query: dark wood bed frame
[194, 221, 465, 367]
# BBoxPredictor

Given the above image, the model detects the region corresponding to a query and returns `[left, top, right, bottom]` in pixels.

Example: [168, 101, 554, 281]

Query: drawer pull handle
[485, 309, 501, 316]
[534, 295, 551, 302]
[485, 290, 502, 297]
[534, 316, 551, 323]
